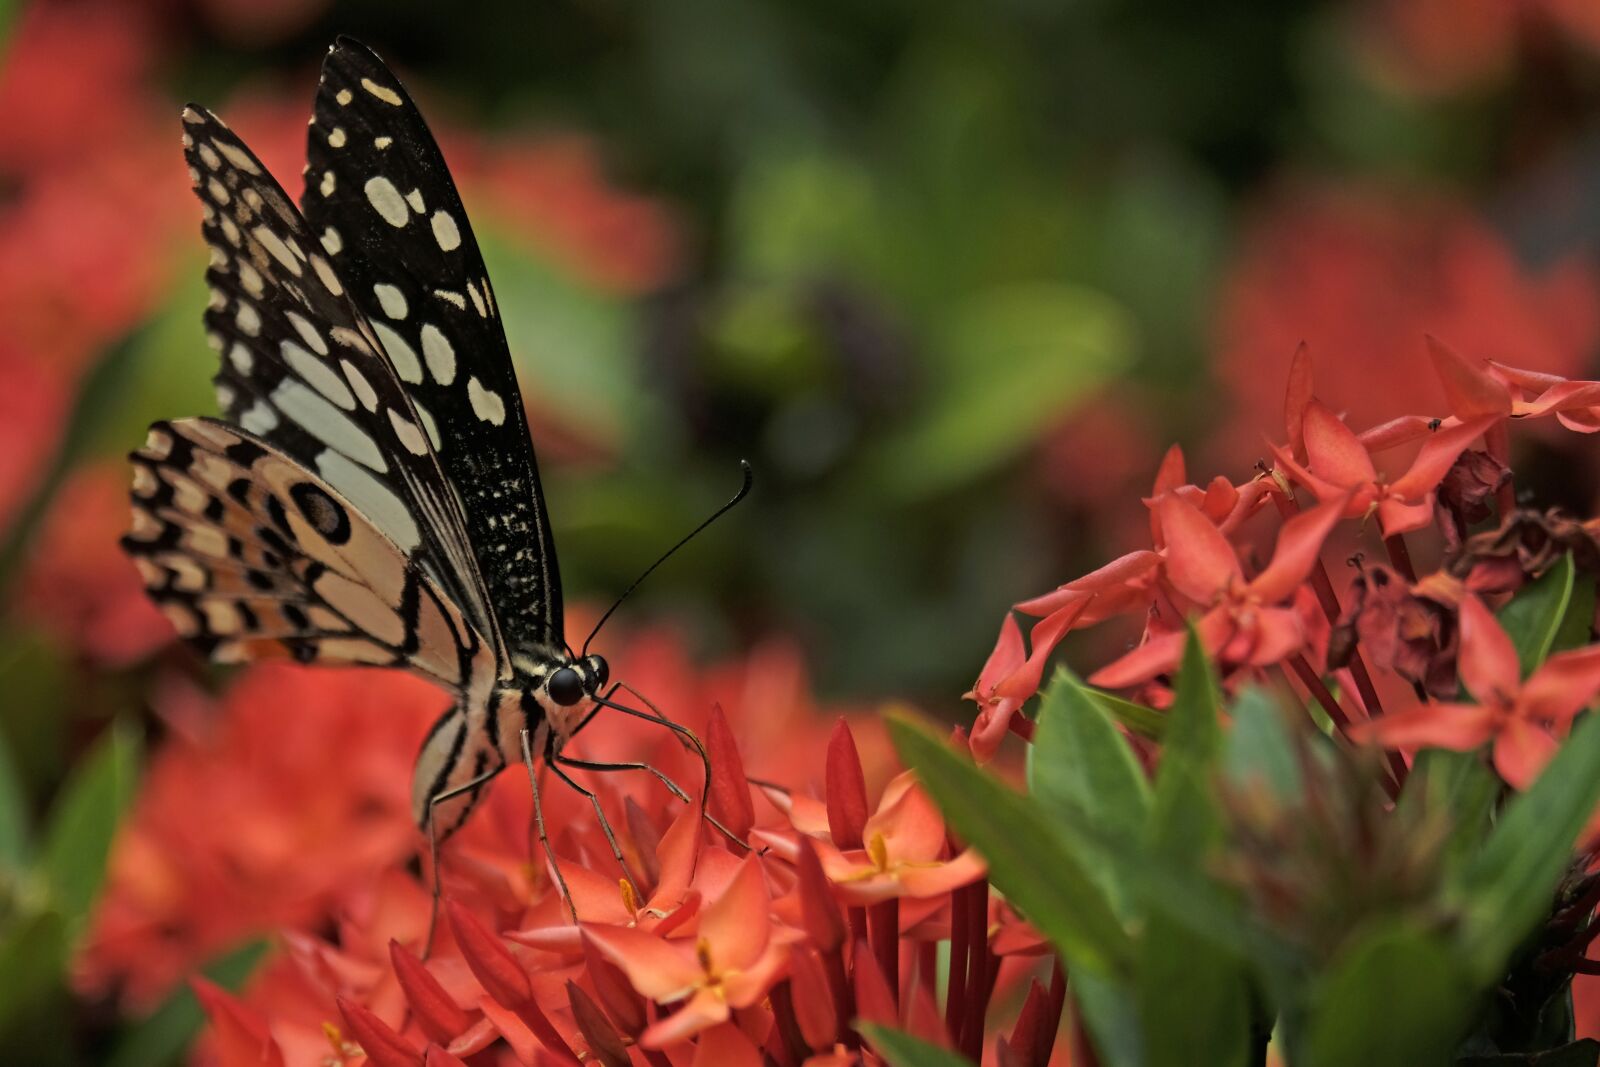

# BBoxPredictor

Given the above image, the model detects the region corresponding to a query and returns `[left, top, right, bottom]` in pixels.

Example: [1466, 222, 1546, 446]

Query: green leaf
[0, 909, 68, 1041]
[1498, 554, 1575, 675]
[1224, 687, 1301, 800]
[861, 1025, 974, 1067]
[40, 721, 141, 937]
[0, 727, 29, 873]
[1553, 576, 1597, 658]
[1086, 688, 1167, 740]
[1029, 670, 1150, 917]
[106, 939, 268, 1067]
[1029, 670, 1152, 848]
[1149, 628, 1223, 864]
[1455, 711, 1600, 983]
[888, 713, 1135, 979]
[1396, 748, 1499, 878]
[863, 281, 1133, 499]
[1303, 923, 1475, 1067]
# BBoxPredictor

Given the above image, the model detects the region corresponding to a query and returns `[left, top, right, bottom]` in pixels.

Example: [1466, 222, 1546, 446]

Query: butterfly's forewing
[123, 418, 497, 698]
[181, 104, 505, 662]
[301, 38, 565, 656]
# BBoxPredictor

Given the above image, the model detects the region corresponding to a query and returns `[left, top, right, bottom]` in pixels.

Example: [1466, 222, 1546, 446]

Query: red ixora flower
[1355, 593, 1600, 789]
[1271, 399, 1498, 538]
[1089, 493, 1345, 689]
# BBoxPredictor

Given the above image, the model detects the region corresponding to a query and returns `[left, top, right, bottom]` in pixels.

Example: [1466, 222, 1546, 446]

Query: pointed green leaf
[40, 721, 141, 936]
[1086, 687, 1167, 740]
[1224, 687, 1301, 799]
[889, 713, 1134, 979]
[1029, 670, 1152, 889]
[1303, 924, 1473, 1067]
[1456, 711, 1600, 982]
[1498, 554, 1575, 675]
[0, 909, 67, 1041]
[862, 1025, 975, 1067]
[1553, 576, 1597, 658]
[1150, 628, 1223, 864]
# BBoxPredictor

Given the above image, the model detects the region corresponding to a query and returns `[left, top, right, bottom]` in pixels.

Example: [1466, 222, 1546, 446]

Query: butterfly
[122, 38, 744, 871]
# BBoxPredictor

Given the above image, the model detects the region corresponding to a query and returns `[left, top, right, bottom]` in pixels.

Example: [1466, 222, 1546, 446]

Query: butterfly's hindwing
[181, 104, 505, 659]
[302, 38, 564, 654]
[124, 418, 497, 698]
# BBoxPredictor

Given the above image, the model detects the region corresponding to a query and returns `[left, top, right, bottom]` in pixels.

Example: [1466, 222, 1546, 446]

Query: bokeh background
[3, 0, 1600, 1062]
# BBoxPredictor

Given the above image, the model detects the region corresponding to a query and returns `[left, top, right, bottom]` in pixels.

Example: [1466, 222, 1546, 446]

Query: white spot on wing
[431, 211, 461, 252]
[320, 170, 336, 197]
[433, 289, 466, 310]
[273, 380, 386, 471]
[374, 136, 393, 150]
[468, 377, 507, 425]
[315, 450, 419, 549]
[281, 340, 355, 410]
[364, 176, 410, 227]
[336, 88, 353, 105]
[235, 302, 261, 336]
[252, 226, 303, 276]
[406, 188, 425, 214]
[327, 126, 347, 148]
[361, 77, 403, 105]
[342, 360, 379, 411]
[420, 323, 456, 385]
[285, 311, 329, 355]
[321, 227, 343, 255]
[228, 343, 253, 375]
[372, 322, 424, 383]
[388, 409, 429, 455]
[240, 400, 279, 433]
[373, 284, 408, 319]
[215, 141, 260, 175]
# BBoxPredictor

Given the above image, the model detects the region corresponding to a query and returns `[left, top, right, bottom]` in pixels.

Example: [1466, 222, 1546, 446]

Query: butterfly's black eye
[547, 667, 584, 707]
[585, 654, 609, 691]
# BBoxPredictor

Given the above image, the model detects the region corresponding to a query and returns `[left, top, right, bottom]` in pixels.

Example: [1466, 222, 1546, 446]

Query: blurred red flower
[1357, 0, 1600, 95]
[11, 464, 173, 666]
[1216, 185, 1600, 459]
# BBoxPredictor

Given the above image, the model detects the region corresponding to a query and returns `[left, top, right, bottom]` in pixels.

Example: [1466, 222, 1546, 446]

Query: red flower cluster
[86, 633, 1070, 1065]
[970, 336, 1600, 784]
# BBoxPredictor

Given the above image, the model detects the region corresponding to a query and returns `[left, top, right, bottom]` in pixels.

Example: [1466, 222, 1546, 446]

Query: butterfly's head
[543, 653, 609, 708]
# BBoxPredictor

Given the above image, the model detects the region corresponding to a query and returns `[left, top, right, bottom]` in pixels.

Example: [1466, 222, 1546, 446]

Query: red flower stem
[945, 884, 971, 1038]
[869, 898, 901, 1006]
[917, 940, 938, 1004]
[1008, 713, 1037, 743]
[823, 944, 858, 1050]
[769, 981, 808, 1067]
[1041, 957, 1067, 1067]
[848, 905, 868, 947]
[960, 881, 992, 1061]
[1268, 490, 1387, 724]
[1485, 420, 1516, 518]
[1285, 655, 1401, 800]
[1383, 533, 1418, 584]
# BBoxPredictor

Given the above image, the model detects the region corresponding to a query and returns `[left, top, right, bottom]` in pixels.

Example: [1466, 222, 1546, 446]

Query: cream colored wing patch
[123, 417, 495, 698]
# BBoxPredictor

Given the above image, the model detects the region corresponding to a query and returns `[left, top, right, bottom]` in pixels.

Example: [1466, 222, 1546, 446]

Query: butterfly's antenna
[581, 460, 753, 657]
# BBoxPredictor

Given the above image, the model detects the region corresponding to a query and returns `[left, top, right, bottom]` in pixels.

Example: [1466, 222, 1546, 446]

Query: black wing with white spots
[302, 37, 565, 657]
[180, 103, 504, 660]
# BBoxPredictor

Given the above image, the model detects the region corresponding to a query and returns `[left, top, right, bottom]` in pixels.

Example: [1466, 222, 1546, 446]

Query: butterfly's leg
[422, 764, 502, 956]
[519, 725, 577, 923]
[554, 754, 751, 851]
[546, 760, 644, 899]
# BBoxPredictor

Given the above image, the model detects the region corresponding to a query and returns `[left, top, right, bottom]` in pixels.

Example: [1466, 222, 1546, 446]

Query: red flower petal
[191, 978, 285, 1067]
[1353, 702, 1496, 751]
[1456, 594, 1522, 706]
[689, 1023, 765, 1067]
[1387, 415, 1499, 500]
[1521, 645, 1600, 724]
[390, 940, 472, 1044]
[641, 988, 731, 1048]
[1248, 496, 1344, 603]
[796, 837, 847, 951]
[972, 613, 1026, 696]
[1426, 335, 1512, 419]
[1088, 627, 1190, 690]
[826, 720, 869, 850]
[1284, 341, 1314, 458]
[445, 899, 531, 1006]
[707, 703, 755, 841]
[583, 925, 701, 1002]
[790, 948, 839, 1050]
[1302, 399, 1378, 487]
[567, 980, 632, 1067]
[700, 856, 772, 973]
[337, 996, 423, 1067]
[1156, 493, 1243, 604]
[424, 1045, 472, 1067]
[1494, 719, 1560, 791]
